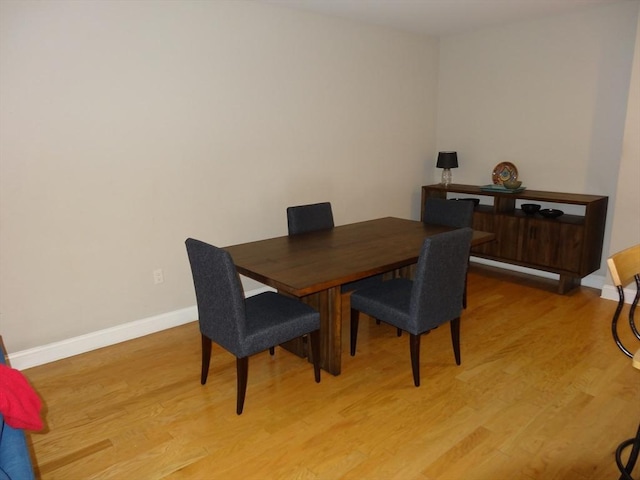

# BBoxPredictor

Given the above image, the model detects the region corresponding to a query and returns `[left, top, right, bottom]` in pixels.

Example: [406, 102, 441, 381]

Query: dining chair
[422, 197, 475, 309]
[350, 227, 473, 386]
[286, 202, 383, 294]
[607, 243, 640, 480]
[422, 197, 475, 229]
[607, 243, 640, 359]
[185, 238, 321, 415]
[286, 202, 334, 235]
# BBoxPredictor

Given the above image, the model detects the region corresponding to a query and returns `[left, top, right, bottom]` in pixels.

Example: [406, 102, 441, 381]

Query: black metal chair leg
[617, 420, 640, 480]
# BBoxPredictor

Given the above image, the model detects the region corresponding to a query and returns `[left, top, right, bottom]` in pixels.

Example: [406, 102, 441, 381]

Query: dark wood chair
[350, 228, 473, 386]
[185, 238, 321, 414]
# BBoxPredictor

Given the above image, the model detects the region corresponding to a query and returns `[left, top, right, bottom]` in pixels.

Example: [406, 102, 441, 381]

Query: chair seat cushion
[242, 292, 320, 357]
[350, 278, 414, 331]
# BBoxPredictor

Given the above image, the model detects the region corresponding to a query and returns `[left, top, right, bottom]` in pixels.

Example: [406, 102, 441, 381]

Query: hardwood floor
[23, 265, 640, 479]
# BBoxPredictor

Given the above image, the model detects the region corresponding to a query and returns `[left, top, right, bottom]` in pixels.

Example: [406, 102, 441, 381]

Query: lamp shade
[436, 151, 458, 169]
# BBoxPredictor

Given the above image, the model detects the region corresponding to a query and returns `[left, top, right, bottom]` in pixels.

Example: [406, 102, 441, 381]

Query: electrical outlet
[153, 268, 164, 284]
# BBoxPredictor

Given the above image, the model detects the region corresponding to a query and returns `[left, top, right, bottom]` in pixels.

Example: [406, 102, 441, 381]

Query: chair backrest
[185, 238, 246, 351]
[606, 244, 640, 361]
[607, 244, 640, 288]
[422, 197, 474, 228]
[408, 228, 473, 332]
[287, 202, 334, 235]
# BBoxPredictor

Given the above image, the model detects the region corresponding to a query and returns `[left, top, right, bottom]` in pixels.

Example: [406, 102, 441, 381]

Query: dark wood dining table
[224, 216, 495, 375]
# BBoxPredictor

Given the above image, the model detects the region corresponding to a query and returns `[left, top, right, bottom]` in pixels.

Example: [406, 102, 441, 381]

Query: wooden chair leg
[309, 330, 321, 383]
[350, 309, 360, 356]
[450, 317, 461, 365]
[201, 334, 212, 385]
[236, 356, 249, 415]
[409, 333, 421, 387]
[463, 275, 468, 309]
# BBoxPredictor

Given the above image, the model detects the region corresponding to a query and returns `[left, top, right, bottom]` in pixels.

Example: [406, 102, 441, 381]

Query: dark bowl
[538, 208, 564, 219]
[455, 198, 480, 207]
[521, 203, 541, 215]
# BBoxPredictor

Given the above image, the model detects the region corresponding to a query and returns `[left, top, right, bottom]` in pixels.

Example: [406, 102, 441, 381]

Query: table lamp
[436, 151, 458, 186]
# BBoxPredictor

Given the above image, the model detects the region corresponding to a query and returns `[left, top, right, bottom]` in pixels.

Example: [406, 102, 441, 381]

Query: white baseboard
[469, 256, 639, 305]
[10, 286, 274, 371]
[10, 306, 197, 371]
[12, 267, 624, 372]
[600, 284, 637, 304]
[470, 256, 606, 290]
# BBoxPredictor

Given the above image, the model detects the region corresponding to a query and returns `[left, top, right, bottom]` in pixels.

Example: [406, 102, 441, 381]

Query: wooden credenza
[421, 184, 608, 294]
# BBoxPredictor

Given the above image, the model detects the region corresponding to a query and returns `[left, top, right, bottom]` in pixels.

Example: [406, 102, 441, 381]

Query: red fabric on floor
[0, 364, 43, 431]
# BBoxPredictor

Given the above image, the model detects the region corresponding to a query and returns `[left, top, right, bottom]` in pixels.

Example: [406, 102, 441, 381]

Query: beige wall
[1, 0, 638, 355]
[0, 1, 439, 351]
[436, 1, 639, 277]
[608, 10, 640, 258]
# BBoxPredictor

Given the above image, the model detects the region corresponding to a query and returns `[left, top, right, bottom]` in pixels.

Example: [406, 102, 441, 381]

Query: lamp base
[440, 168, 452, 186]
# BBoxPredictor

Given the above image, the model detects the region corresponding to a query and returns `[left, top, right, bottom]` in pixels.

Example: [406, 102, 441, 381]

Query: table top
[224, 216, 494, 297]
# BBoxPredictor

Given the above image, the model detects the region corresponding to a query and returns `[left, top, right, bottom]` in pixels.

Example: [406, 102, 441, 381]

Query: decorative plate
[492, 162, 518, 185]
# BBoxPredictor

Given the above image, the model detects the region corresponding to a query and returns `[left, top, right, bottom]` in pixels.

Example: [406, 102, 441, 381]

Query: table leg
[302, 287, 342, 376]
[279, 287, 343, 375]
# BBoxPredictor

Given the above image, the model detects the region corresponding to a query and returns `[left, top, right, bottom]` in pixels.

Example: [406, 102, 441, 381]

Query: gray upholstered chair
[350, 228, 473, 387]
[422, 197, 475, 229]
[286, 202, 335, 235]
[286, 202, 382, 292]
[185, 238, 321, 415]
[422, 197, 474, 309]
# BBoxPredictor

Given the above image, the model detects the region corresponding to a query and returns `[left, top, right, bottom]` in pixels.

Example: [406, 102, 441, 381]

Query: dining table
[224, 216, 495, 375]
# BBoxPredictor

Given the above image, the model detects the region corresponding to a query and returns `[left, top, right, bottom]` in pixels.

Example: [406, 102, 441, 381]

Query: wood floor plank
[22, 264, 640, 479]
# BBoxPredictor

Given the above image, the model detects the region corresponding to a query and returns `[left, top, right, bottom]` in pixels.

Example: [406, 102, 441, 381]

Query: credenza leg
[558, 275, 581, 294]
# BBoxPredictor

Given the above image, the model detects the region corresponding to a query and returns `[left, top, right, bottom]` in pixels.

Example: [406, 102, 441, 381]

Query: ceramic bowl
[521, 203, 541, 215]
[538, 208, 564, 219]
[503, 179, 522, 190]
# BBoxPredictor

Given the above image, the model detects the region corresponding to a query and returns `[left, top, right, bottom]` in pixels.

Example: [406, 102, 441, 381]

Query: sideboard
[421, 184, 608, 294]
